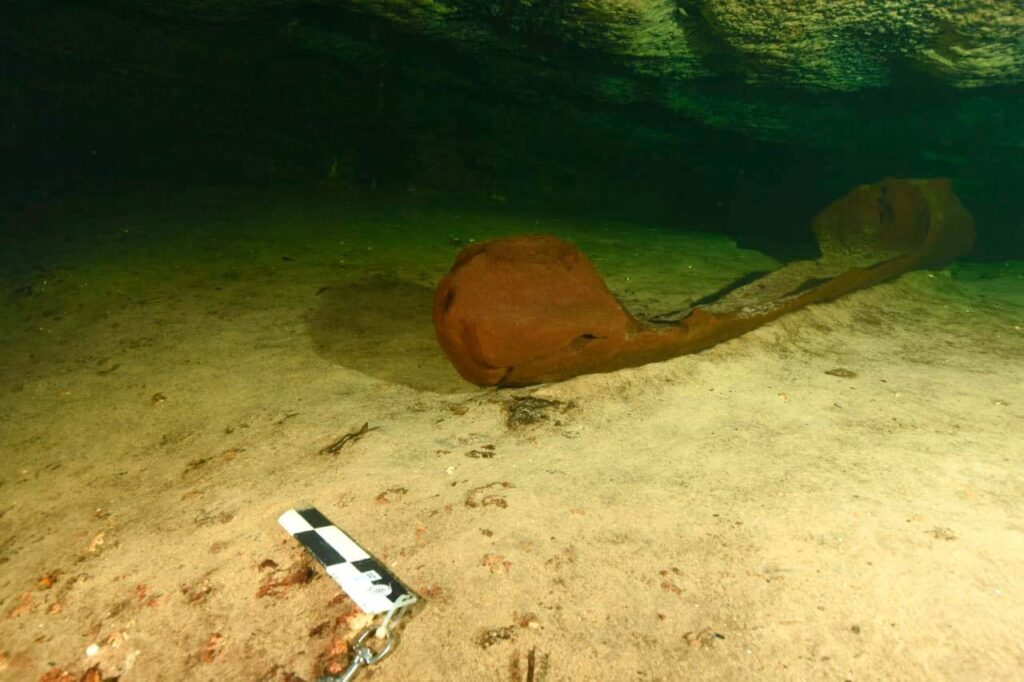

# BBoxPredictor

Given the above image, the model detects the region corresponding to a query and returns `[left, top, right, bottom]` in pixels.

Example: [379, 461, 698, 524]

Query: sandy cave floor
[0, 189, 1023, 681]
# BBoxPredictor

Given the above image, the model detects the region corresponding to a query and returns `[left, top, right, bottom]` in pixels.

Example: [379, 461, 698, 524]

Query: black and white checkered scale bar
[278, 507, 418, 615]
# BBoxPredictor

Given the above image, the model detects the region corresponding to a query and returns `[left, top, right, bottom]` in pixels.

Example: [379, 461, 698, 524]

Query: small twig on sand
[319, 422, 378, 455]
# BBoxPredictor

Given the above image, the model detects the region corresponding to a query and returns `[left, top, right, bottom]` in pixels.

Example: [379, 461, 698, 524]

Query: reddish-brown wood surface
[434, 178, 976, 387]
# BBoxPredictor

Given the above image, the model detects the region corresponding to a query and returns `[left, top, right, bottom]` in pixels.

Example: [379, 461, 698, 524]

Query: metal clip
[319, 625, 398, 682]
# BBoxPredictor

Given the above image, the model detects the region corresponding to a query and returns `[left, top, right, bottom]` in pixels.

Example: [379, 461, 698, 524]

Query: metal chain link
[318, 625, 398, 682]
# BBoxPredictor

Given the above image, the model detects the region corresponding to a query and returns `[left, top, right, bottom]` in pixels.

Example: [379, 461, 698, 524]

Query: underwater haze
[1, 2, 1023, 681]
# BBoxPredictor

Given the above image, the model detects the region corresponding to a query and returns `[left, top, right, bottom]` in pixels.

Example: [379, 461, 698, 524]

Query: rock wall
[2, 1, 1022, 253]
